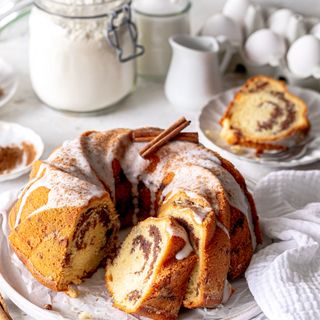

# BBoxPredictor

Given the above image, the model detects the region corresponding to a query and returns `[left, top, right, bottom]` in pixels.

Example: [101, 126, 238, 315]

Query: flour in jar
[29, 0, 136, 112]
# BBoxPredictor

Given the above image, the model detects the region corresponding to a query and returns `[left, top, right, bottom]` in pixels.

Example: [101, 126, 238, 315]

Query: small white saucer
[0, 58, 18, 109]
[0, 122, 44, 182]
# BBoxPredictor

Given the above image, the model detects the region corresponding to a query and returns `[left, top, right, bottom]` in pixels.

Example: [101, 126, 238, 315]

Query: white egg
[200, 13, 243, 46]
[244, 29, 286, 66]
[222, 0, 251, 26]
[287, 35, 320, 78]
[311, 22, 320, 40]
[268, 8, 294, 38]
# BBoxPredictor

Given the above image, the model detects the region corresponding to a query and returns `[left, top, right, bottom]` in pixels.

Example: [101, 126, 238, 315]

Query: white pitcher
[165, 35, 233, 111]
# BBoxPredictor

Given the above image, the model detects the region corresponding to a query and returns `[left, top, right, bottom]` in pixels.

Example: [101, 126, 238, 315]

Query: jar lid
[133, 0, 190, 16]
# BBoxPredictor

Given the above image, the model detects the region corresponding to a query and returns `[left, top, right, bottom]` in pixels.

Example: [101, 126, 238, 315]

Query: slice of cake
[106, 217, 197, 320]
[220, 76, 310, 153]
[159, 189, 231, 308]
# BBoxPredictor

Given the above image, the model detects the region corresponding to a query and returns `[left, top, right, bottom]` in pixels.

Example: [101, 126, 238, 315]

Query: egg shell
[200, 13, 243, 45]
[222, 0, 251, 26]
[268, 8, 294, 37]
[244, 28, 286, 66]
[287, 35, 320, 78]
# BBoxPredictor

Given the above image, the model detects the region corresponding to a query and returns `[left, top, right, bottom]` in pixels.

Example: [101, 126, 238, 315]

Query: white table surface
[0, 0, 319, 319]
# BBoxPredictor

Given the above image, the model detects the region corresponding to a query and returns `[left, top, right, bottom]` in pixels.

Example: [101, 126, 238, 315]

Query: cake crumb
[78, 311, 93, 320]
[66, 285, 79, 298]
[43, 304, 53, 310]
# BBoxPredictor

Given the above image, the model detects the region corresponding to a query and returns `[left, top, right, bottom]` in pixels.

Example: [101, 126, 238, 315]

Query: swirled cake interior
[106, 217, 197, 320]
[220, 76, 310, 152]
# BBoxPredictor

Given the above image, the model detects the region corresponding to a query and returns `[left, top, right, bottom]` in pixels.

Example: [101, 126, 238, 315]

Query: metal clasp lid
[107, 0, 144, 63]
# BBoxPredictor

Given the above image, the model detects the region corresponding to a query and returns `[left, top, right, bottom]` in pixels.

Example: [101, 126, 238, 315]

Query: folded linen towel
[246, 170, 320, 320]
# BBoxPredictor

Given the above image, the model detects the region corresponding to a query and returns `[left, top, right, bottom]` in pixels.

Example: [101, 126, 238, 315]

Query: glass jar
[29, 0, 144, 113]
[133, 0, 191, 79]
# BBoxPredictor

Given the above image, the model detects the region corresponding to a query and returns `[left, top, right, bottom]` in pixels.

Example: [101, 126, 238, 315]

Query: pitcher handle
[216, 35, 234, 74]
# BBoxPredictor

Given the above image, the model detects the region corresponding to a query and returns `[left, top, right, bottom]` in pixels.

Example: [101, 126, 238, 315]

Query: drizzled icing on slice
[120, 142, 150, 220]
[161, 165, 222, 214]
[209, 167, 256, 249]
[164, 189, 213, 224]
[216, 221, 230, 238]
[15, 163, 105, 227]
[15, 164, 46, 228]
[166, 223, 193, 260]
[80, 130, 132, 201]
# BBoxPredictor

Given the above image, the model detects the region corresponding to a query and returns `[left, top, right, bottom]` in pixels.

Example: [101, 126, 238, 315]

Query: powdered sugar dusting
[15, 163, 105, 226]
[48, 138, 103, 187]
[163, 188, 214, 224]
[162, 165, 222, 212]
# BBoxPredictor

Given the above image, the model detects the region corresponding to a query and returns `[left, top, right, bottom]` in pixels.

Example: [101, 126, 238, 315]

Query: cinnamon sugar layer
[0, 142, 36, 175]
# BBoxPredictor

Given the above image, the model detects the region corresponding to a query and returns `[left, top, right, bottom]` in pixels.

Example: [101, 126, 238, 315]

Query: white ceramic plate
[0, 58, 18, 108]
[0, 191, 263, 320]
[0, 122, 44, 182]
[199, 86, 320, 168]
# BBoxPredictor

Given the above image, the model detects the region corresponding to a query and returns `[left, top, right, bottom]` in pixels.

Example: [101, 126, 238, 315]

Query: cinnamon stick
[134, 132, 198, 143]
[133, 128, 162, 138]
[139, 117, 191, 158]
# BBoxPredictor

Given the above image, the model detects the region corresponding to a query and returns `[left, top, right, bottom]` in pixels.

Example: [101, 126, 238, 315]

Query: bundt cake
[220, 76, 310, 153]
[106, 216, 197, 320]
[8, 125, 261, 315]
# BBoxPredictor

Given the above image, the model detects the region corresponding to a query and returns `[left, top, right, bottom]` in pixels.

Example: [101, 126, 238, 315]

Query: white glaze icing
[163, 188, 213, 224]
[15, 164, 46, 228]
[213, 169, 256, 249]
[15, 163, 105, 227]
[216, 221, 230, 238]
[166, 223, 193, 260]
[80, 130, 133, 201]
[161, 165, 222, 213]
[120, 142, 149, 185]
[48, 138, 103, 187]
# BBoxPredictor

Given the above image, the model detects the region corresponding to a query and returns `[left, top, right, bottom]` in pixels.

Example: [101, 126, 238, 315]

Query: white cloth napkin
[246, 170, 320, 320]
